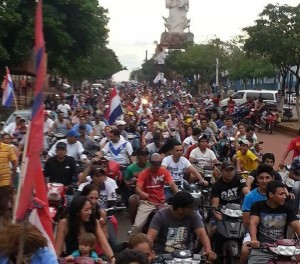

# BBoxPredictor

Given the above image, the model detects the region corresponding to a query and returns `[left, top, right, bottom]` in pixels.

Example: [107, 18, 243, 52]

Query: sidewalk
[276, 120, 299, 136]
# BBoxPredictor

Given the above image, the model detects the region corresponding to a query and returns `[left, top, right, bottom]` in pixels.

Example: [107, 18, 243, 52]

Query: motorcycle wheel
[269, 123, 273, 134]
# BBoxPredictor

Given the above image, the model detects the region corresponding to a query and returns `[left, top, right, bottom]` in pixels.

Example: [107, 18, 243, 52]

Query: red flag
[14, 0, 55, 251]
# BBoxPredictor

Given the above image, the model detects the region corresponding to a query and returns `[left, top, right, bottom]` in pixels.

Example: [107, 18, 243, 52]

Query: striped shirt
[0, 143, 17, 186]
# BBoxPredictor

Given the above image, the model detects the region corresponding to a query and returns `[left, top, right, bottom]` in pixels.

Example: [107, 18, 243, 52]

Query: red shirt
[185, 144, 197, 159]
[287, 136, 300, 159]
[137, 167, 173, 203]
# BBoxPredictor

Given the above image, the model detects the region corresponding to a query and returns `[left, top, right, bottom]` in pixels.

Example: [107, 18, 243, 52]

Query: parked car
[220, 90, 278, 112]
[4, 109, 31, 128]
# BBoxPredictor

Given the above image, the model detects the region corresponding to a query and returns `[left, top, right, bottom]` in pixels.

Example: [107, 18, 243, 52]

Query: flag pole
[5, 66, 19, 110]
[13, 121, 31, 223]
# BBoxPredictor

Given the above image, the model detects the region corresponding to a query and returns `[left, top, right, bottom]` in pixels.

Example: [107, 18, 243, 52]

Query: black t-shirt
[250, 200, 297, 243]
[212, 176, 247, 205]
[43, 155, 77, 185]
[249, 169, 282, 190]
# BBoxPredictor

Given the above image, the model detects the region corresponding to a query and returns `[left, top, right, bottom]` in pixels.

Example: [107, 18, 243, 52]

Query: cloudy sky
[100, 0, 299, 81]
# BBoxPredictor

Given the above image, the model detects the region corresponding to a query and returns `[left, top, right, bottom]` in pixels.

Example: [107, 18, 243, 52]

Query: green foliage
[0, 0, 122, 80]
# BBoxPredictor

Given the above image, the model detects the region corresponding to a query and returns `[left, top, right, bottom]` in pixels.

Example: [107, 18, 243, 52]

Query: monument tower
[161, 0, 194, 49]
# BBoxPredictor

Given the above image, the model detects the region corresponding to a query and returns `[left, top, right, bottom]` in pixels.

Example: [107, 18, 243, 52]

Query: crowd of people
[0, 82, 300, 263]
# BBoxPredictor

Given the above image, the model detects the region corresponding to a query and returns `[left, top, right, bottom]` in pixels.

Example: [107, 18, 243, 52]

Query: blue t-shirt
[71, 250, 98, 260]
[242, 188, 267, 212]
[0, 247, 58, 264]
[72, 124, 93, 134]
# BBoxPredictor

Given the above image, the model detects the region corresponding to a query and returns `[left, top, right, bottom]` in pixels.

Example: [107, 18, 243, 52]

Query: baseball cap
[221, 162, 234, 171]
[56, 142, 67, 149]
[66, 130, 79, 137]
[198, 134, 208, 141]
[239, 139, 250, 146]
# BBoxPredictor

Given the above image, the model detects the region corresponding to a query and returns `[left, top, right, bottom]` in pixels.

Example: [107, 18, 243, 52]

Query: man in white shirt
[189, 134, 218, 166]
[48, 130, 87, 161]
[101, 128, 134, 166]
[57, 99, 71, 117]
[183, 127, 201, 154]
[43, 111, 54, 134]
[4, 115, 21, 137]
[162, 142, 206, 188]
[92, 114, 106, 137]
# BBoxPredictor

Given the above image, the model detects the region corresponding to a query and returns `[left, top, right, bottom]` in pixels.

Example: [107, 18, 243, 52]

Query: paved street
[256, 129, 293, 167]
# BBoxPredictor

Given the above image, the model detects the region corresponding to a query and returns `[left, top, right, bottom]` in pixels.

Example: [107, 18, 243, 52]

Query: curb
[276, 123, 299, 136]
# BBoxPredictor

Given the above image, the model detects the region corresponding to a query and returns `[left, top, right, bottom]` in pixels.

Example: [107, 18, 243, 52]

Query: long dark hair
[80, 184, 101, 219]
[67, 196, 96, 240]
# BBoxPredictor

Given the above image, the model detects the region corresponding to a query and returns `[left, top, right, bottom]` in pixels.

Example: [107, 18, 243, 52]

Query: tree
[0, 0, 121, 80]
[243, 3, 300, 121]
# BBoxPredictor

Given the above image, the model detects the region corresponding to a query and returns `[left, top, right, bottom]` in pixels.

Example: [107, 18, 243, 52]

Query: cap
[127, 112, 134, 116]
[90, 166, 106, 177]
[115, 120, 126, 126]
[135, 148, 149, 156]
[79, 124, 86, 130]
[56, 142, 67, 149]
[198, 134, 208, 141]
[239, 139, 250, 146]
[221, 162, 234, 171]
[66, 130, 79, 137]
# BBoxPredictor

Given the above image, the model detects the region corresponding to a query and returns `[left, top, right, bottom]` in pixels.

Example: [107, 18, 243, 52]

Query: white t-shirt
[57, 103, 71, 116]
[162, 156, 191, 182]
[44, 118, 54, 133]
[78, 177, 118, 209]
[102, 138, 133, 165]
[189, 147, 216, 166]
[183, 136, 197, 154]
[4, 122, 17, 136]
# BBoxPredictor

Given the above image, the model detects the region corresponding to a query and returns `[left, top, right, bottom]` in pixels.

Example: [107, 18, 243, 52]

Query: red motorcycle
[59, 256, 103, 264]
[47, 183, 76, 228]
[258, 110, 278, 134]
[249, 239, 300, 264]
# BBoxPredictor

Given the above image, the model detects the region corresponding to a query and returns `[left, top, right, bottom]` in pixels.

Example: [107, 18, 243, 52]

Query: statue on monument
[163, 0, 190, 33]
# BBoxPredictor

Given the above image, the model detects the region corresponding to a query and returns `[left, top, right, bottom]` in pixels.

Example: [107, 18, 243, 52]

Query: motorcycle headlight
[222, 209, 243, 217]
[269, 245, 300, 256]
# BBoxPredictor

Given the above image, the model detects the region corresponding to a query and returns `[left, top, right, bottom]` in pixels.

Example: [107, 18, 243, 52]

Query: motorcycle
[249, 239, 300, 264]
[210, 203, 245, 264]
[258, 110, 278, 134]
[156, 250, 208, 264]
[218, 137, 236, 162]
[47, 183, 76, 228]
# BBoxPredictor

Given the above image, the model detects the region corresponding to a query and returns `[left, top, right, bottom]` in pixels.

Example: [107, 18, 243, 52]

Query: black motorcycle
[211, 203, 245, 264]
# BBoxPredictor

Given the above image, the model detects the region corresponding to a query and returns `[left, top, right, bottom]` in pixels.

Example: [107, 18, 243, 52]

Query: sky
[100, 0, 300, 81]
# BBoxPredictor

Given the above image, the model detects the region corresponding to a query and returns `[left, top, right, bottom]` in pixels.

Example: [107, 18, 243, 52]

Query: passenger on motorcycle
[246, 153, 283, 190]
[189, 134, 219, 178]
[162, 142, 206, 187]
[198, 118, 217, 147]
[55, 196, 115, 263]
[147, 191, 217, 262]
[48, 130, 87, 162]
[248, 181, 300, 264]
[100, 129, 134, 167]
[182, 127, 201, 154]
[236, 139, 262, 173]
[125, 148, 150, 188]
[146, 132, 163, 155]
[78, 125, 98, 154]
[44, 142, 77, 185]
[130, 153, 178, 235]
[210, 162, 249, 237]
[72, 115, 94, 136]
[50, 111, 72, 136]
[92, 113, 106, 138]
[240, 164, 274, 264]
[128, 233, 155, 263]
